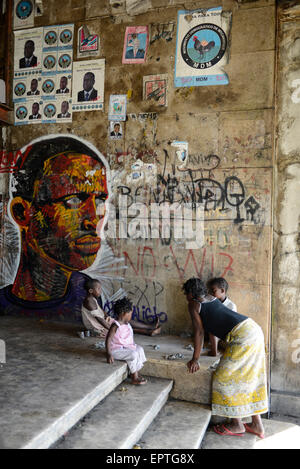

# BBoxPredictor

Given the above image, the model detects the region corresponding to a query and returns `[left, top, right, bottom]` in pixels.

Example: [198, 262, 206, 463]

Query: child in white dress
[206, 277, 237, 356]
[106, 297, 147, 385]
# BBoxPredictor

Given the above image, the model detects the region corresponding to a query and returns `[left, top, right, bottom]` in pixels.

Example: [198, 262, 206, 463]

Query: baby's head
[207, 277, 228, 301]
[84, 278, 101, 298]
[113, 297, 133, 323]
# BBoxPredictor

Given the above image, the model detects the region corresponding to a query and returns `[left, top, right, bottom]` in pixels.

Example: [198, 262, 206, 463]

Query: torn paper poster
[143, 74, 168, 106]
[122, 26, 149, 64]
[174, 7, 232, 87]
[171, 141, 188, 167]
[77, 25, 99, 58]
[108, 95, 127, 121]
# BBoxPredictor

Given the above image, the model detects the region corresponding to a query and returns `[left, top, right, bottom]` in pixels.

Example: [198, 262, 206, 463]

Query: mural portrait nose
[82, 218, 97, 230]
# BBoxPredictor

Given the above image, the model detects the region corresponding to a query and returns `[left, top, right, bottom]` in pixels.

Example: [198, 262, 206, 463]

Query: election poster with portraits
[13, 24, 74, 125]
[174, 7, 232, 87]
[72, 59, 105, 112]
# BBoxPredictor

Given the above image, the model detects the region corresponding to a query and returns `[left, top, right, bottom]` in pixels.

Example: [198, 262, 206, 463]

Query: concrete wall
[0, 1, 275, 346]
[271, 1, 300, 417]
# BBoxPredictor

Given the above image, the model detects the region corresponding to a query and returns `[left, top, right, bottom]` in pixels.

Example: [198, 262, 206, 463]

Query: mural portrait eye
[63, 195, 83, 209]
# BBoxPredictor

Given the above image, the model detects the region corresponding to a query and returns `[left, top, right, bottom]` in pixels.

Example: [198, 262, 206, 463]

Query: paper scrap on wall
[108, 95, 127, 121]
[122, 26, 149, 64]
[143, 74, 168, 106]
[13, 0, 35, 30]
[174, 7, 231, 87]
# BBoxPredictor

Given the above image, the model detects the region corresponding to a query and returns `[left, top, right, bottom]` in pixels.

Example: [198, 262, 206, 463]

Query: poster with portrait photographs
[13, 24, 74, 125]
[13, 75, 42, 102]
[14, 27, 43, 77]
[72, 59, 105, 112]
[109, 121, 123, 140]
[13, 0, 35, 31]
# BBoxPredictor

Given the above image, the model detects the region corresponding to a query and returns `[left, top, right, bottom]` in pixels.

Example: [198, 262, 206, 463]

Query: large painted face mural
[0, 135, 121, 321]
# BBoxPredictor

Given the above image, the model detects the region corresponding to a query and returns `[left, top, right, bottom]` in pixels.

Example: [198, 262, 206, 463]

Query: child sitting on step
[81, 278, 114, 337]
[206, 277, 237, 356]
[106, 297, 147, 385]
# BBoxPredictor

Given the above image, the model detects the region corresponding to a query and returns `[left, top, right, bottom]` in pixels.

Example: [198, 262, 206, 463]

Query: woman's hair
[113, 297, 133, 318]
[182, 277, 207, 298]
[207, 277, 229, 293]
[84, 278, 100, 292]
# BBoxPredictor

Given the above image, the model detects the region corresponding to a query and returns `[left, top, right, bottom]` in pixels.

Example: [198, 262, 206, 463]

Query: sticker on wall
[174, 7, 231, 87]
[56, 97, 72, 122]
[72, 59, 105, 112]
[13, 0, 34, 30]
[78, 25, 99, 58]
[143, 74, 168, 106]
[122, 26, 149, 64]
[108, 95, 127, 121]
[171, 140, 188, 168]
[109, 121, 123, 140]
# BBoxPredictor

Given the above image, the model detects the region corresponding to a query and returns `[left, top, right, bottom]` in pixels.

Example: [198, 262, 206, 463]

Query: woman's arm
[105, 323, 117, 364]
[187, 301, 205, 373]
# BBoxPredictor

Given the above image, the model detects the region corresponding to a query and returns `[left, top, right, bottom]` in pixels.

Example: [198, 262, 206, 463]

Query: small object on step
[148, 344, 160, 350]
[184, 344, 194, 351]
[94, 340, 106, 349]
[85, 330, 91, 337]
[133, 444, 142, 449]
[77, 331, 85, 339]
[164, 352, 185, 360]
[119, 386, 128, 392]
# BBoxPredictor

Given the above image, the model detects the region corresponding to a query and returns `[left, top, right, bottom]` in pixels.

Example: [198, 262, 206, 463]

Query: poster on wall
[109, 121, 123, 140]
[13, 0, 35, 30]
[77, 25, 99, 58]
[108, 95, 127, 121]
[143, 74, 168, 106]
[122, 26, 149, 64]
[72, 59, 105, 112]
[174, 7, 232, 87]
[14, 27, 43, 76]
[13, 24, 74, 125]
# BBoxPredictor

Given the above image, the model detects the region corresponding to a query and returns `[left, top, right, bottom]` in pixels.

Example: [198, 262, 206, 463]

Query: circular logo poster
[181, 23, 227, 69]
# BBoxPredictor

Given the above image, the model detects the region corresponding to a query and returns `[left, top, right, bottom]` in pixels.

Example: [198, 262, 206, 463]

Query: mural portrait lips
[74, 235, 101, 256]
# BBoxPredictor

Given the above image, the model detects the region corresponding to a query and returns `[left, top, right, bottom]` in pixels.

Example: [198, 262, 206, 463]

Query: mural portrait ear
[10, 197, 31, 227]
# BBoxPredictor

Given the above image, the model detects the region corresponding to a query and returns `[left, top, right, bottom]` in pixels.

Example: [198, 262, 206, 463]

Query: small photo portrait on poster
[56, 75, 71, 94]
[56, 98, 72, 121]
[109, 121, 123, 140]
[28, 101, 42, 121]
[26, 77, 41, 96]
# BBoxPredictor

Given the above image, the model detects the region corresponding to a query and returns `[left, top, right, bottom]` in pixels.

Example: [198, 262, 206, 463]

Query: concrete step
[135, 334, 219, 405]
[137, 400, 211, 449]
[0, 316, 128, 449]
[201, 418, 300, 449]
[54, 376, 173, 449]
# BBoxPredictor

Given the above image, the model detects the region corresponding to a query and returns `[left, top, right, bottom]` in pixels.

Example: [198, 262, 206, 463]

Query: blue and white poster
[174, 7, 232, 87]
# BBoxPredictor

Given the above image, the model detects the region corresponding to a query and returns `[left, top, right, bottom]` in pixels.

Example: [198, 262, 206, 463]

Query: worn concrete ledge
[138, 400, 211, 449]
[135, 335, 218, 405]
[54, 377, 173, 449]
[270, 392, 300, 419]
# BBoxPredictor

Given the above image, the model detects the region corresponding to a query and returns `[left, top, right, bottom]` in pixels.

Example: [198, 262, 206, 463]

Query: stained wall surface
[0, 0, 275, 352]
[271, 1, 300, 416]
